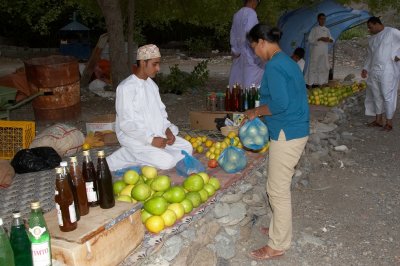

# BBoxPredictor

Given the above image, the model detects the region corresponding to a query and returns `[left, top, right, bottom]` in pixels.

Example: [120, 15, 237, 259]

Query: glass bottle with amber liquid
[82, 150, 99, 207]
[27, 201, 51, 266]
[55, 167, 78, 232]
[60, 161, 80, 221]
[69, 156, 89, 216]
[96, 150, 115, 209]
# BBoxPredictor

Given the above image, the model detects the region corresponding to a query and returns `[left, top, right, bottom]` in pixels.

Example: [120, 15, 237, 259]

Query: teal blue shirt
[260, 52, 309, 140]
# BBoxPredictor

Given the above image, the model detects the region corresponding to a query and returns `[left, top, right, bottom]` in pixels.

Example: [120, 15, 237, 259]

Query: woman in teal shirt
[243, 24, 309, 260]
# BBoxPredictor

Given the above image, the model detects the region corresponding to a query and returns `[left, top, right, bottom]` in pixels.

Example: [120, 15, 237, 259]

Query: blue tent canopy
[278, 0, 371, 68]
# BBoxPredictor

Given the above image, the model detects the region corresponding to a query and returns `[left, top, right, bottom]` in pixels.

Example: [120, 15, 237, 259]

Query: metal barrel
[24, 55, 81, 120]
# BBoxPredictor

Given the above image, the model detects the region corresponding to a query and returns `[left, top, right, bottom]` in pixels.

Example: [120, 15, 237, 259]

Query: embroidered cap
[137, 44, 161, 60]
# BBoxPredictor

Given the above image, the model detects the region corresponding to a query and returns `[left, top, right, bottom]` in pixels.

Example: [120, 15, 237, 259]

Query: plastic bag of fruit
[217, 142, 247, 173]
[239, 117, 269, 150]
[176, 150, 206, 177]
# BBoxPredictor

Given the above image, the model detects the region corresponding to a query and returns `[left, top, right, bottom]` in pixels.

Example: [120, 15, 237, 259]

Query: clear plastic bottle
[96, 150, 115, 209]
[55, 167, 78, 232]
[60, 161, 80, 221]
[82, 150, 99, 207]
[10, 211, 32, 266]
[0, 217, 15, 266]
[69, 157, 89, 216]
[28, 201, 51, 266]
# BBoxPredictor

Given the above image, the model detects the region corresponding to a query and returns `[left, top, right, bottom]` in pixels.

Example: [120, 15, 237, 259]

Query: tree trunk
[127, 0, 136, 69]
[96, 0, 130, 90]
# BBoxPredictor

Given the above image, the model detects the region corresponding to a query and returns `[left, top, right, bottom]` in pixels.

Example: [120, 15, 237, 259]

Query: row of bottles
[225, 83, 260, 112]
[0, 150, 115, 265]
[55, 150, 115, 232]
[0, 202, 50, 266]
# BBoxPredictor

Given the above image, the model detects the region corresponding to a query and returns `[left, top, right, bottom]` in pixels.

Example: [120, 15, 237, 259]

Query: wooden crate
[44, 201, 144, 266]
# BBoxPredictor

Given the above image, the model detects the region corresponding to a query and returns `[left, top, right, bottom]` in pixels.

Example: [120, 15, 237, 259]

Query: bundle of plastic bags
[239, 118, 269, 150]
[176, 150, 206, 177]
[218, 141, 247, 173]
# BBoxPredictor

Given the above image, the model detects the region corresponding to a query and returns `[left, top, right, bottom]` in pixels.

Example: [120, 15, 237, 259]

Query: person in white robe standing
[107, 44, 193, 171]
[229, 0, 264, 89]
[305, 13, 334, 87]
[361, 17, 400, 131]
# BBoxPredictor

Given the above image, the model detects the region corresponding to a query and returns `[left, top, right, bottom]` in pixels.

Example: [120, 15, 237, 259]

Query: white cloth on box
[363, 27, 400, 119]
[106, 74, 192, 171]
[305, 25, 333, 86]
[228, 7, 264, 88]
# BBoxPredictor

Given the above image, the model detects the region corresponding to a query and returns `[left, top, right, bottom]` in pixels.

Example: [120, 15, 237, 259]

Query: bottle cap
[69, 156, 77, 163]
[12, 211, 21, 218]
[0, 218, 3, 226]
[83, 150, 90, 156]
[97, 150, 105, 157]
[60, 161, 68, 167]
[55, 167, 62, 174]
[31, 201, 41, 209]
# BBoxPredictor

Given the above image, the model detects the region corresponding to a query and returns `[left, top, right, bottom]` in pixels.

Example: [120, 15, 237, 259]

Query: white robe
[106, 74, 193, 171]
[364, 27, 400, 119]
[305, 25, 333, 86]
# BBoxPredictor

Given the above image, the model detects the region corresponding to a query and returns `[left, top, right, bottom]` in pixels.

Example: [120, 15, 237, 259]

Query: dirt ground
[1, 38, 400, 265]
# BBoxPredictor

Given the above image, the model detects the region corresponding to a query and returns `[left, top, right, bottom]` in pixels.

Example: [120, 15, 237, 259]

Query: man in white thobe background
[229, 0, 264, 89]
[361, 17, 400, 131]
[305, 13, 334, 87]
[107, 44, 192, 171]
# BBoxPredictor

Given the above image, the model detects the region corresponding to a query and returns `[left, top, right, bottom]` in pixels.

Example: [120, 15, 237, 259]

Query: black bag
[11, 147, 62, 174]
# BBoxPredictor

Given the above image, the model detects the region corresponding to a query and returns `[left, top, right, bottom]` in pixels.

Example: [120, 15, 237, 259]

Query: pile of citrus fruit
[307, 81, 366, 106]
[113, 166, 221, 234]
[184, 132, 244, 168]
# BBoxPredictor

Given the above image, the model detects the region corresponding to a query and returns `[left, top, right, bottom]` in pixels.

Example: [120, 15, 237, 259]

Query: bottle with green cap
[28, 201, 51, 266]
[96, 150, 115, 209]
[10, 211, 32, 266]
[0, 217, 15, 266]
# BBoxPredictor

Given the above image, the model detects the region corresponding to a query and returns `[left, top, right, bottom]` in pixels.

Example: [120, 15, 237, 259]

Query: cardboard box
[45, 202, 144, 266]
[189, 111, 244, 130]
[86, 114, 116, 134]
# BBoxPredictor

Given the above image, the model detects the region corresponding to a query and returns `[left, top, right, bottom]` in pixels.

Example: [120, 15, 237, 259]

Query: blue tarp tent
[278, 0, 371, 75]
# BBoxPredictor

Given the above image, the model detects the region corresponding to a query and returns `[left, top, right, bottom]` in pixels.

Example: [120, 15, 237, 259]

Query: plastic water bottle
[0, 217, 15, 266]
[10, 211, 32, 266]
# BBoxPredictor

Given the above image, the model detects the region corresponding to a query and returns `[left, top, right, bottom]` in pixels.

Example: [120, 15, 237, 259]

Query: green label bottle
[28, 202, 52, 266]
[10, 211, 33, 266]
[0, 217, 15, 266]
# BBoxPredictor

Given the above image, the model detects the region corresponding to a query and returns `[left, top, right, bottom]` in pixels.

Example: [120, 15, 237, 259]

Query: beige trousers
[267, 130, 308, 251]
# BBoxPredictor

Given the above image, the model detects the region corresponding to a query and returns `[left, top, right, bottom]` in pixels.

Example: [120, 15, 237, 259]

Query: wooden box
[44, 202, 144, 266]
[189, 111, 244, 130]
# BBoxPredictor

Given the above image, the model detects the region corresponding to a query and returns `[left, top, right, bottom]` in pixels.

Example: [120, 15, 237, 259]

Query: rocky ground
[1, 37, 400, 265]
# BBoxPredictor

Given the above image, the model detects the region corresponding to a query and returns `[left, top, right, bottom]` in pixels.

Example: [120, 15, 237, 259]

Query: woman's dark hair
[247, 24, 282, 44]
[367, 16, 382, 25]
[293, 47, 305, 59]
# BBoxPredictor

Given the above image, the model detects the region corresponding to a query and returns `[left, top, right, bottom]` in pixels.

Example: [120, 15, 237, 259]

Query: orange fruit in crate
[145, 216, 165, 233]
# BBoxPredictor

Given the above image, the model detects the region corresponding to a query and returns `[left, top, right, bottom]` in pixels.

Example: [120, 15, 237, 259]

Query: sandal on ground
[248, 245, 284, 260]
[259, 227, 269, 235]
[366, 121, 383, 127]
[382, 124, 393, 132]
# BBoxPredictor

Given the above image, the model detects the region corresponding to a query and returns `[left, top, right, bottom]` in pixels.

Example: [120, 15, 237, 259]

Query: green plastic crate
[0, 86, 17, 109]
